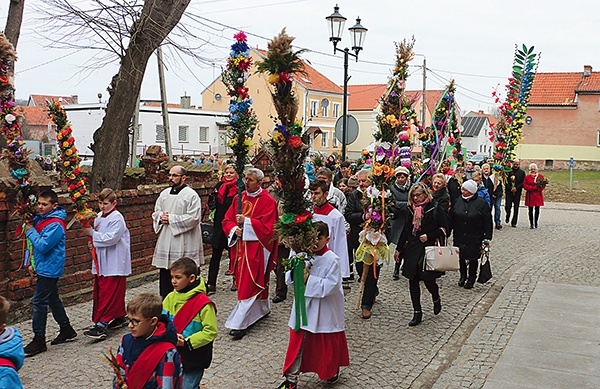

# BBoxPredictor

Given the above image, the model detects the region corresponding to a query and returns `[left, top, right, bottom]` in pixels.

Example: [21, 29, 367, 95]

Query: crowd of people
[0, 153, 547, 389]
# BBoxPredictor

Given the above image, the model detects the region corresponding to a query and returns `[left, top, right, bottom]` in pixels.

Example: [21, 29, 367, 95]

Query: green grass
[541, 170, 600, 205]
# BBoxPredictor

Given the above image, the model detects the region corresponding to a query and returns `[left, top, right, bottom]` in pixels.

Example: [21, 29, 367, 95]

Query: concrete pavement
[15, 202, 600, 388]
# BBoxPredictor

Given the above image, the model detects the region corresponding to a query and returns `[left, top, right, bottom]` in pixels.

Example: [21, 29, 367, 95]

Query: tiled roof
[17, 106, 52, 126]
[529, 70, 600, 106]
[28, 94, 78, 107]
[346, 84, 436, 112]
[461, 116, 488, 137]
[425, 90, 445, 113]
[347, 84, 387, 110]
[466, 110, 497, 126]
[254, 48, 343, 94]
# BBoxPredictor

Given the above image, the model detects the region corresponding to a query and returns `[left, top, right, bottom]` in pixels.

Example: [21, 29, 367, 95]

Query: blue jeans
[32, 276, 71, 337]
[182, 370, 205, 389]
[492, 196, 502, 226]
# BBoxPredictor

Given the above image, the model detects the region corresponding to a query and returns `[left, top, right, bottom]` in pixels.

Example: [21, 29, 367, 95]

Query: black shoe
[326, 372, 340, 384]
[24, 336, 47, 357]
[458, 277, 466, 287]
[505, 216, 510, 224]
[230, 329, 247, 340]
[393, 271, 400, 280]
[495, 224, 502, 230]
[464, 281, 475, 289]
[408, 311, 422, 326]
[277, 380, 297, 389]
[50, 326, 77, 345]
[83, 325, 107, 341]
[534, 223, 538, 228]
[433, 299, 442, 315]
[511, 224, 517, 228]
[107, 316, 128, 330]
[206, 284, 216, 296]
[348, 273, 355, 282]
[272, 295, 286, 303]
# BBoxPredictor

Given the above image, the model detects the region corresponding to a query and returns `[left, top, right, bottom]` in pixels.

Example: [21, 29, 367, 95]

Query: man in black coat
[448, 179, 493, 289]
[504, 159, 526, 227]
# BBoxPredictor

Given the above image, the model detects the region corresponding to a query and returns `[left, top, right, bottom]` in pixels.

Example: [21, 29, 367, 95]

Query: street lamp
[326, 5, 367, 162]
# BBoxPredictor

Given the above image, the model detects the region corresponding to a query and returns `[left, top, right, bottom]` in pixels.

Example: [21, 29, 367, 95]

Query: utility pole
[129, 92, 141, 167]
[157, 46, 172, 158]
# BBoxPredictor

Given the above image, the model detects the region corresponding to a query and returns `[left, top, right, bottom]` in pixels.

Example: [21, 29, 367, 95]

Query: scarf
[411, 197, 430, 233]
[531, 173, 539, 183]
[217, 177, 237, 204]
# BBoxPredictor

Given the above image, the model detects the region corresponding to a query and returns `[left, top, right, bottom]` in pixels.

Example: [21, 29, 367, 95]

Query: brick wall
[1, 183, 217, 322]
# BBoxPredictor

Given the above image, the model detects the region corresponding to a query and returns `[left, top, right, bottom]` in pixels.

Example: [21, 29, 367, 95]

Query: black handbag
[477, 256, 492, 284]
[201, 222, 213, 245]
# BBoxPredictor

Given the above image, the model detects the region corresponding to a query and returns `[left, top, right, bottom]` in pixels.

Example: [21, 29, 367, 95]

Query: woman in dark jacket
[431, 173, 451, 216]
[395, 182, 448, 327]
[206, 164, 238, 294]
[448, 179, 493, 289]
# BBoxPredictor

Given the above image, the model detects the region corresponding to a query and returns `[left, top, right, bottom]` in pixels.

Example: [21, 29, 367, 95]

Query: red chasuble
[222, 189, 278, 301]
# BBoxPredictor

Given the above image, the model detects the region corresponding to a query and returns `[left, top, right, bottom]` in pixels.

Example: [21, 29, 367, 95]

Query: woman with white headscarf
[448, 180, 493, 289]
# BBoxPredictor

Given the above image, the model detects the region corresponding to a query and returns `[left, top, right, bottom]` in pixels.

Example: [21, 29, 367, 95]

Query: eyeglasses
[168, 174, 182, 177]
[411, 192, 425, 198]
[127, 317, 151, 327]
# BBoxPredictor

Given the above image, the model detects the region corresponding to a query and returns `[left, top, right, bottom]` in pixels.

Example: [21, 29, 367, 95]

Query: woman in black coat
[448, 179, 493, 289]
[431, 172, 451, 217]
[395, 182, 448, 326]
[206, 164, 238, 294]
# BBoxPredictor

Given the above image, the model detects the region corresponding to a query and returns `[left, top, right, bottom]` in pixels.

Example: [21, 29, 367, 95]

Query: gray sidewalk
[14, 202, 600, 388]
[484, 282, 600, 388]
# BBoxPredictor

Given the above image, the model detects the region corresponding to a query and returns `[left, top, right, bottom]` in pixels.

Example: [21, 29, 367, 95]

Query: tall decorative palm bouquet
[416, 80, 460, 183]
[256, 29, 314, 330]
[222, 31, 258, 206]
[355, 38, 419, 284]
[47, 102, 98, 270]
[491, 44, 540, 180]
[0, 34, 37, 222]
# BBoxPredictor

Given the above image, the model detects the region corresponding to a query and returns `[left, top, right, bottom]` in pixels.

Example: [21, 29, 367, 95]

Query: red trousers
[92, 275, 127, 324]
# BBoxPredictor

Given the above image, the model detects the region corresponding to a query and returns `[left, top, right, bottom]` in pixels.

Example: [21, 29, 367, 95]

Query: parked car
[468, 154, 489, 166]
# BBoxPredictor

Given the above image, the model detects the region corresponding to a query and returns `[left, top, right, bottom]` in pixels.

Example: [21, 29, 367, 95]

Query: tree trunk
[4, 0, 25, 50]
[89, 0, 191, 192]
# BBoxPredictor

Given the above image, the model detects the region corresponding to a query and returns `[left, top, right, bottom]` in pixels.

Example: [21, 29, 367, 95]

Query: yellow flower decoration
[268, 73, 280, 85]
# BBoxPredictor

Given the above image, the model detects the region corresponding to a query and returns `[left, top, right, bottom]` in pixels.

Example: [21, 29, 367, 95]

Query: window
[322, 104, 329, 118]
[321, 132, 329, 148]
[178, 125, 189, 143]
[333, 103, 340, 119]
[332, 133, 338, 148]
[155, 124, 165, 142]
[310, 100, 318, 117]
[597, 129, 600, 147]
[199, 126, 209, 142]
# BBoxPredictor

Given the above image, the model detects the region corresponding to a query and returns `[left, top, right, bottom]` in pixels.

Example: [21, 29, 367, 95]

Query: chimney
[478, 110, 484, 114]
[180, 93, 191, 109]
[583, 65, 592, 77]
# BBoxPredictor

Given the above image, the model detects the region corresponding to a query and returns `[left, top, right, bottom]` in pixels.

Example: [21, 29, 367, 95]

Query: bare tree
[34, 0, 225, 191]
[4, 0, 25, 49]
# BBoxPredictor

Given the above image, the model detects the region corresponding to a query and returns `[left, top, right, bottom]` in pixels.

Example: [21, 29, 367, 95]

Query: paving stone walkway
[15, 202, 600, 388]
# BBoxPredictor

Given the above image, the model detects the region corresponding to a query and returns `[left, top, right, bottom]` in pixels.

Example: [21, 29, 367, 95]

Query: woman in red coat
[522, 163, 547, 229]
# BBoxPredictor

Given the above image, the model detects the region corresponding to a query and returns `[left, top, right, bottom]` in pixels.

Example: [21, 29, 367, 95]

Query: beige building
[201, 48, 344, 156]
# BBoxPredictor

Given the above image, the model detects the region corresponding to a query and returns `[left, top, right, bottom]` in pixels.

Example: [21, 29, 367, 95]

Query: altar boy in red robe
[222, 168, 277, 340]
[278, 221, 349, 389]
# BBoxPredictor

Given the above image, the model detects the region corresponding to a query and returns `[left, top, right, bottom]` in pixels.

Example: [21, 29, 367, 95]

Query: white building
[63, 100, 230, 159]
[459, 116, 494, 157]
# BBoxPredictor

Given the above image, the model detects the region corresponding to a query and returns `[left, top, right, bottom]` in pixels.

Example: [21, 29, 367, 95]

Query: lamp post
[326, 5, 367, 162]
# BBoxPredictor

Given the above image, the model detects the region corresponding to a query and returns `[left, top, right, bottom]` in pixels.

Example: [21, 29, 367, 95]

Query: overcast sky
[3, 0, 598, 113]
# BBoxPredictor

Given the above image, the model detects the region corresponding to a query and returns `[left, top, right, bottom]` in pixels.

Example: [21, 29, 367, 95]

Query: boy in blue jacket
[0, 295, 24, 388]
[23, 189, 76, 357]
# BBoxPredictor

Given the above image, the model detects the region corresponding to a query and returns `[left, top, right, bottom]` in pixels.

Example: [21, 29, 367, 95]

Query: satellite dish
[321, 98, 330, 108]
[334, 114, 359, 145]
[215, 93, 221, 101]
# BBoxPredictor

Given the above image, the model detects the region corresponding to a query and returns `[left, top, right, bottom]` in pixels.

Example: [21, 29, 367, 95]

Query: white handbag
[424, 240, 460, 272]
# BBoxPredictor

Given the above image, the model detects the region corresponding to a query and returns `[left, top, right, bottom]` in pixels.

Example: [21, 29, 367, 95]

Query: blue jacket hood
[0, 327, 25, 370]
